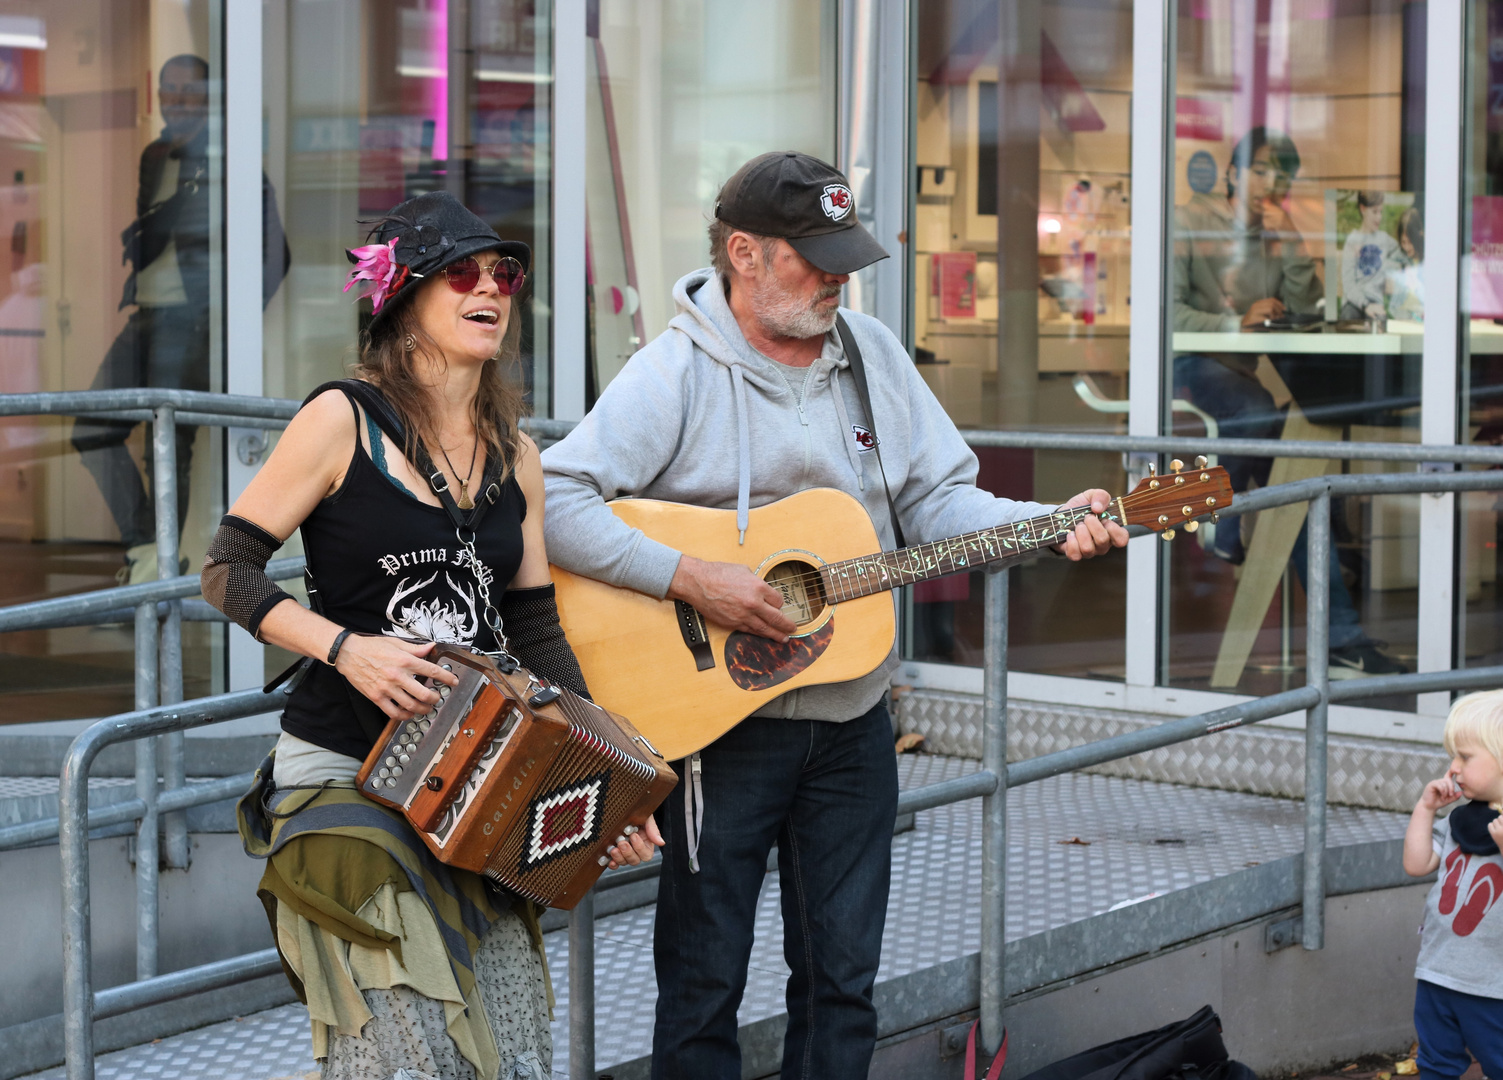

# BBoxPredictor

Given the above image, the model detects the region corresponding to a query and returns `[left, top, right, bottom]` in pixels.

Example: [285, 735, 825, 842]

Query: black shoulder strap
[834, 315, 906, 549]
[304, 379, 507, 535]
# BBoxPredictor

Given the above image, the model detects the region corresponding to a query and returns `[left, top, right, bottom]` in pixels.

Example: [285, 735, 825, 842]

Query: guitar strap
[835, 314, 907, 548]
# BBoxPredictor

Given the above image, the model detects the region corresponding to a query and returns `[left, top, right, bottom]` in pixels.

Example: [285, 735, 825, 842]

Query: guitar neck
[820, 501, 1116, 603]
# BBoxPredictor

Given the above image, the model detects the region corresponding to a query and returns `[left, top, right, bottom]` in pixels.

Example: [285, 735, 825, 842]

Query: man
[1172, 127, 1405, 677]
[71, 55, 290, 583]
[542, 151, 1127, 1079]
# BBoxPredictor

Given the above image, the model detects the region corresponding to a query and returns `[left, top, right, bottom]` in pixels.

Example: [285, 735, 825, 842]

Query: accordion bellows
[357, 644, 677, 909]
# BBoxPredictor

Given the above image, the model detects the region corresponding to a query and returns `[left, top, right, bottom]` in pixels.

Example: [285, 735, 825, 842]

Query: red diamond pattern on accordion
[522, 769, 612, 872]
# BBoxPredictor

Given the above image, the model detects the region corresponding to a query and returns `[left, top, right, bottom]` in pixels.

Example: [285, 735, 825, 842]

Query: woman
[205, 191, 660, 1080]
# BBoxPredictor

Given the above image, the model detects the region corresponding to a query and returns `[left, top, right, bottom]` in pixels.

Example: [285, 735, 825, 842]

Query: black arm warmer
[500, 584, 591, 700]
[201, 515, 294, 640]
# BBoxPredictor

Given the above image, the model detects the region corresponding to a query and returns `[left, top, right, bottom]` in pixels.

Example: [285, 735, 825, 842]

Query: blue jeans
[651, 703, 899, 1080]
[1415, 979, 1503, 1080]
[1174, 354, 1364, 650]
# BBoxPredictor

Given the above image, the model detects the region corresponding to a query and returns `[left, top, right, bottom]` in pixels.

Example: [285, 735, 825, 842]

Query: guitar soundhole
[765, 559, 826, 626]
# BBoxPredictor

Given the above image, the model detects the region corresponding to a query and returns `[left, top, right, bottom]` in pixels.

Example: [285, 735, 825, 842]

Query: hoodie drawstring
[829, 368, 866, 492]
[731, 364, 751, 544]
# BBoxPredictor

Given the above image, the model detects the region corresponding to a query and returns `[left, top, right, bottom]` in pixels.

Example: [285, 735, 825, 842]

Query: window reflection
[1165, 0, 1423, 704]
[585, 0, 838, 399]
[907, 0, 1132, 680]
[0, 2, 227, 722]
[1462, 0, 1503, 675]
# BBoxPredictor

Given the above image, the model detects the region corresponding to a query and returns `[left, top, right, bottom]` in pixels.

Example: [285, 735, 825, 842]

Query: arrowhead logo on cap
[820, 184, 854, 222]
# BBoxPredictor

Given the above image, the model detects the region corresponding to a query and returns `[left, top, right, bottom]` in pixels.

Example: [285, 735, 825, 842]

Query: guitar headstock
[1113, 457, 1233, 541]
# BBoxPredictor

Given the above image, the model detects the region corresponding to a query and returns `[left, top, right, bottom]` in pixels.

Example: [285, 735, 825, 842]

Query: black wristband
[326, 628, 354, 667]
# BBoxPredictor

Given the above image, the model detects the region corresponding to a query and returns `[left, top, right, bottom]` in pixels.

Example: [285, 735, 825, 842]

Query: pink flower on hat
[344, 238, 407, 313]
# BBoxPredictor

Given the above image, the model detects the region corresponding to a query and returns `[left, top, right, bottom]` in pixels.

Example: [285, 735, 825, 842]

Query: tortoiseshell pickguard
[724, 619, 835, 692]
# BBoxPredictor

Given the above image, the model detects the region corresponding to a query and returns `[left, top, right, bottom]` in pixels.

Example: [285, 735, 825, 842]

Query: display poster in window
[932, 251, 977, 318]
[1471, 196, 1503, 320]
[1323, 189, 1422, 323]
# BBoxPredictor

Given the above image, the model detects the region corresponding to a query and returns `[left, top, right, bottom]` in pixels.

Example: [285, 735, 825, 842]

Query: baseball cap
[714, 151, 889, 275]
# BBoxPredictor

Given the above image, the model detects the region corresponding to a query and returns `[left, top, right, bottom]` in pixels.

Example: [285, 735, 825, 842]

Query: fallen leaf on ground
[894, 732, 925, 754]
[1377, 1072, 1392, 1079]
[1057, 837, 1091, 846]
[1341, 1066, 1359, 1072]
[1394, 1060, 1417, 1075]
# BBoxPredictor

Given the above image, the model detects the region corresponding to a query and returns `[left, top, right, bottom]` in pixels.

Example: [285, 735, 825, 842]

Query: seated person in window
[1341, 191, 1400, 321]
[1171, 127, 1405, 678]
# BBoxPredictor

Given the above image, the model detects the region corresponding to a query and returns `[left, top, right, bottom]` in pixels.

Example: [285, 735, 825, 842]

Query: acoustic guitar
[552, 458, 1233, 760]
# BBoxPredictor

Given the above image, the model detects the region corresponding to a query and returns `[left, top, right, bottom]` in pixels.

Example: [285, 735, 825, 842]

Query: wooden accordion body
[356, 644, 677, 909]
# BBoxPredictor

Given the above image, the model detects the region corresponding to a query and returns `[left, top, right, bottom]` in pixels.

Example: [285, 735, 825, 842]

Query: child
[1341, 191, 1399, 320]
[1403, 689, 1503, 1080]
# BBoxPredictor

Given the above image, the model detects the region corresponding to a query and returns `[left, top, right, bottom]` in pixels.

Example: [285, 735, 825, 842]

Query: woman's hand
[1490, 814, 1503, 852]
[334, 634, 460, 721]
[602, 814, 665, 871]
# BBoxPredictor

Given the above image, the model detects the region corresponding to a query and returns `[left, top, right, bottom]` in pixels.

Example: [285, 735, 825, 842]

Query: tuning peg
[1170, 458, 1184, 474]
[1184, 520, 1199, 533]
[1194, 455, 1208, 469]
[1147, 461, 1157, 477]
[1211, 512, 1220, 524]
[1160, 529, 1176, 541]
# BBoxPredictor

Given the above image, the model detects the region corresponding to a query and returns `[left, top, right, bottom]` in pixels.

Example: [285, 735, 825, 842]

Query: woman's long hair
[353, 283, 528, 482]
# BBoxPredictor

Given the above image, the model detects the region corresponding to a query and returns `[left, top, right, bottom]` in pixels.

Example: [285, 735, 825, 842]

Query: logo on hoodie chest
[851, 425, 876, 454]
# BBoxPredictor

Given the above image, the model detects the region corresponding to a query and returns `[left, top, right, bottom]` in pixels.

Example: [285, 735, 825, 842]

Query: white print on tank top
[377, 547, 495, 644]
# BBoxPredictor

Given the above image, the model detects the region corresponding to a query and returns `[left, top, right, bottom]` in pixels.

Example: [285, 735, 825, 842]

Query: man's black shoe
[1209, 531, 1245, 566]
[1328, 640, 1408, 679]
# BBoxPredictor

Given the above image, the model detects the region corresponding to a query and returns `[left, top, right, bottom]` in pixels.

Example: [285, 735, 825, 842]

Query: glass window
[1164, 0, 1426, 705]
[263, 0, 552, 406]
[1462, 0, 1503, 674]
[907, 0, 1134, 679]
[0, 1, 224, 721]
[260, 0, 553, 680]
[584, 0, 838, 397]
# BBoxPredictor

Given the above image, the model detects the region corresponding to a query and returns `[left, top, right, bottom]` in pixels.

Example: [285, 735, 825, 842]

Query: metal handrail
[40, 465, 1503, 1080]
[5, 383, 1498, 1079]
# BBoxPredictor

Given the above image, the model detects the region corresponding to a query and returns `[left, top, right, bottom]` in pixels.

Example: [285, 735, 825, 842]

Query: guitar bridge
[675, 600, 715, 671]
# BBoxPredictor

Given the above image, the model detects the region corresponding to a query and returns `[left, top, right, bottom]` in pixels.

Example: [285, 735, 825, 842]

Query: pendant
[457, 481, 474, 510]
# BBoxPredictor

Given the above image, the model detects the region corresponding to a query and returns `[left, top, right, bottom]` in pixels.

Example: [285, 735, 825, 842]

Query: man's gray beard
[750, 276, 841, 340]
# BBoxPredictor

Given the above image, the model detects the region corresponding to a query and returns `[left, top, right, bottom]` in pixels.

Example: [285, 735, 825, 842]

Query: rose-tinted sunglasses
[440, 255, 526, 296]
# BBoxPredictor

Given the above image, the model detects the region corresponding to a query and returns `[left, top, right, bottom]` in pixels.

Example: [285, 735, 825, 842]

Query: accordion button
[378, 768, 390, 778]
[392, 765, 403, 777]
[385, 777, 398, 788]
[405, 722, 419, 734]
[398, 754, 411, 765]
[384, 756, 396, 768]
[439, 686, 451, 699]
[420, 719, 432, 731]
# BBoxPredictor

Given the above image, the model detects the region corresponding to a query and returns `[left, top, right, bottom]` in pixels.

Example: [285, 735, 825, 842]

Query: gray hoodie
[542, 267, 1053, 723]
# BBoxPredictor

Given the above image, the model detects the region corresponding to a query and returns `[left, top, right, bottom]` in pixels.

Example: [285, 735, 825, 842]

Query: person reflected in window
[71, 54, 291, 584]
[1171, 127, 1405, 678]
[1341, 191, 1400, 321]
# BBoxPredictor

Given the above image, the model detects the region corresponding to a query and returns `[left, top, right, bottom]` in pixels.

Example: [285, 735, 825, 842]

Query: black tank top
[281, 388, 526, 760]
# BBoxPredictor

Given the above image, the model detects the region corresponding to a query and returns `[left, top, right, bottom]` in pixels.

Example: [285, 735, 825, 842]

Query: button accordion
[356, 644, 677, 909]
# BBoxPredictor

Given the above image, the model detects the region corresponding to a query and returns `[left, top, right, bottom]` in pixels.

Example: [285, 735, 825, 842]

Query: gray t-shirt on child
[1415, 816, 1503, 998]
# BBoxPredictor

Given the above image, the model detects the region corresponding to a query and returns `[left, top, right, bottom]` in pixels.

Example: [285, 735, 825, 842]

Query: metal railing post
[569, 889, 596, 1079]
[980, 566, 1008, 1054]
[133, 602, 160, 981]
[1302, 488, 1331, 950]
[62, 741, 101, 1080]
[153, 405, 189, 870]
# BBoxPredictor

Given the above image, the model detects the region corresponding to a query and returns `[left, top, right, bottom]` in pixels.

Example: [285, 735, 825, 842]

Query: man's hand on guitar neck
[1052, 488, 1130, 561]
[669, 555, 796, 643]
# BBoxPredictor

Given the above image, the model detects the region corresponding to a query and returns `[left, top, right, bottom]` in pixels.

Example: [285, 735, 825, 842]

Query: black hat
[714, 152, 889, 275]
[345, 191, 531, 333]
